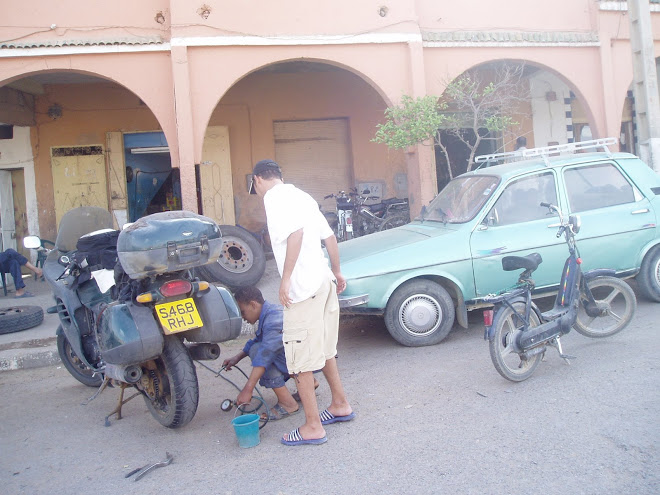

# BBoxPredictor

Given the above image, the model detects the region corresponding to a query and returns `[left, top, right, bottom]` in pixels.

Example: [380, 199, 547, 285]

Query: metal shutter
[274, 119, 352, 211]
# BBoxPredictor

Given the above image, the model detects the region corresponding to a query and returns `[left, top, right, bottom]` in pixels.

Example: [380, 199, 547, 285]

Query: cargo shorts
[282, 275, 339, 374]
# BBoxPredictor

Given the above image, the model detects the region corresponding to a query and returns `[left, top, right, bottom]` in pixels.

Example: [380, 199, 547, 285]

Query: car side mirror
[484, 207, 499, 227]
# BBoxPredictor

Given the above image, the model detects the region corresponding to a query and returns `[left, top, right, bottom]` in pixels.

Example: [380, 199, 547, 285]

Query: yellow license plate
[156, 298, 204, 334]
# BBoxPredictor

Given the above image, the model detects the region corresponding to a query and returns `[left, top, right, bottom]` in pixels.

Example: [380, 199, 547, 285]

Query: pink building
[0, 0, 658, 256]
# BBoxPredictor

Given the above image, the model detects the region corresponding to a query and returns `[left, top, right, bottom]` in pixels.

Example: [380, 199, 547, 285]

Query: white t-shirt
[264, 183, 334, 303]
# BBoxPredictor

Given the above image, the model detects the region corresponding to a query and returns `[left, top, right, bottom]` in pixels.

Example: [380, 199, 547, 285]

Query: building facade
[0, 0, 658, 255]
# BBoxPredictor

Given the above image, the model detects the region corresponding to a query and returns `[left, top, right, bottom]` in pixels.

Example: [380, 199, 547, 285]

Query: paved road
[1, 284, 658, 495]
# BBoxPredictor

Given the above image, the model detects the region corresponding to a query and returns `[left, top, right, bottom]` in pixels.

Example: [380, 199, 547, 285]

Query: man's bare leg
[283, 371, 325, 441]
[25, 261, 42, 278]
[321, 356, 352, 417]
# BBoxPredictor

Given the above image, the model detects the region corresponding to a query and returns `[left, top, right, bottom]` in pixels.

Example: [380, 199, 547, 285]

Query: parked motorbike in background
[323, 189, 410, 241]
[353, 189, 410, 236]
[324, 191, 355, 242]
[24, 207, 242, 429]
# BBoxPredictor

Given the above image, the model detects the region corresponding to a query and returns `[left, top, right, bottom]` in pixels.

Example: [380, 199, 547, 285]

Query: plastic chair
[34, 239, 54, 280]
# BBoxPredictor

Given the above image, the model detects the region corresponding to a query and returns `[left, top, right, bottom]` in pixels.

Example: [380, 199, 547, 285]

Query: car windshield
[417, 175, 500, 223]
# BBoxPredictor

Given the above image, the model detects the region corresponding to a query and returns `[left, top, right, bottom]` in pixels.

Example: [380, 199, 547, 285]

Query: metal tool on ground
[125, 452, 173, 481]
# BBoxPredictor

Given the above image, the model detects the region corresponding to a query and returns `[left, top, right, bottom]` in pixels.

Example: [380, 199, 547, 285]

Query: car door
[561, 161, 655, 274]
[470, 170, 567, 298]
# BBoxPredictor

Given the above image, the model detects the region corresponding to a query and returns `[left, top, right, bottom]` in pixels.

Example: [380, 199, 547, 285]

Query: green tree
[373, 63, 528, 180]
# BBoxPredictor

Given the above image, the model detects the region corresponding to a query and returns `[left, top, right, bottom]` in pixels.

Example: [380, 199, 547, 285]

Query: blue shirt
[242, 300, 288, 375]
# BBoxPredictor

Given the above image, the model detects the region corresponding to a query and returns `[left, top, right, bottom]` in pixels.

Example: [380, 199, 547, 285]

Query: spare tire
[0, 305, 44, 334]
[197, 225, 266, 288]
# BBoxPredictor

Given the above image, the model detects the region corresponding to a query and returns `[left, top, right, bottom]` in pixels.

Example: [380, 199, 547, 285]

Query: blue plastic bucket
[231, 413, 260, 448]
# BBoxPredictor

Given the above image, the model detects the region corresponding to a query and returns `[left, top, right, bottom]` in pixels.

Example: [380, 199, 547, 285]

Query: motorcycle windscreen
[56, 206, 114, 253]
[97, 302, 164, 366]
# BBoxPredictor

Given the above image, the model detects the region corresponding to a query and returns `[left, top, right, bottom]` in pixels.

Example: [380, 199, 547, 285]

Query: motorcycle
[24, 207, 242, 428]
[483, 202, 637, 382]
[323, 189, 410, 241]
[323, 190, 355, 242]
[352, 189, 410, 236]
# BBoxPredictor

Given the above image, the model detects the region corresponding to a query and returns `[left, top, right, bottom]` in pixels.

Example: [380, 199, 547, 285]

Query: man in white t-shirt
[249, 159, 355, 446]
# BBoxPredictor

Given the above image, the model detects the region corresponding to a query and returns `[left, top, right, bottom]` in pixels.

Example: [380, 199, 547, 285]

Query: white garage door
[274, 119, 352, 211]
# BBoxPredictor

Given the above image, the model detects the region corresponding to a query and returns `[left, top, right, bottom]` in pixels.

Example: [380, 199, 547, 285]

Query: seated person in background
[222, 286, 301, 420]
[0, 248, 43, 298]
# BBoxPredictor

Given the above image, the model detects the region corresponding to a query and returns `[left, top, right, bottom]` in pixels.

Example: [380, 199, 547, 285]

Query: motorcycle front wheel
[143, 335, 199, 429]
[574, 276, 636, 338]
[378, 213, 409, 232]
[57, 331, 103, 387]
[489, 302, 542, 382]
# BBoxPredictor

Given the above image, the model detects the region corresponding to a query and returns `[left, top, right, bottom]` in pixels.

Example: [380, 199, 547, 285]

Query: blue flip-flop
[319, 408, 356, 425]
[281, 428, 327, 446]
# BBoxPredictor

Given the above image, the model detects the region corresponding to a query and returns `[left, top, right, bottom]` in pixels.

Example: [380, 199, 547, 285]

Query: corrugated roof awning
[0, 36, 164, 50]
[422, 31, 599, 46]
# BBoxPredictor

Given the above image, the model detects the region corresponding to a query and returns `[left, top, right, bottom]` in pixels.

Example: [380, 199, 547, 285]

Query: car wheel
[637, 245, 660, 302]
[384, 280, 455, 347]
[197, 225, 266, 289]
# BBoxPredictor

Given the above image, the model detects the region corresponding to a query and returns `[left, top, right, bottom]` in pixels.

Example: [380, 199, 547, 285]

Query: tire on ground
[197, 225, 266, 289]
[384, 279, 455, 347]
[0, 305, 44, 334]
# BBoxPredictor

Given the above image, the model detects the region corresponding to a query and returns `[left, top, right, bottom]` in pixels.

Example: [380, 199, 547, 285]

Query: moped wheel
[489, 302, 542, 382]
[574, 276, 636, 338]
[57, 332, 103, 388]
[377, 213, 409, 232]
[143, 335, 199, 429]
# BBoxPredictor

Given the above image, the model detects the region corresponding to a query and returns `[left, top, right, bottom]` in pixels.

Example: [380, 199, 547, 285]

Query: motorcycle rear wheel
[57, 332, 103, 387]
[574, 276, 636, 338]
[489, 302, 542, 382]
[143, 335, 199, 429]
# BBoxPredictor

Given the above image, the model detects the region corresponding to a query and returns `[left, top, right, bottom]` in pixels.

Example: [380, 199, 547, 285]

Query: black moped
[483, 203, 637, 382]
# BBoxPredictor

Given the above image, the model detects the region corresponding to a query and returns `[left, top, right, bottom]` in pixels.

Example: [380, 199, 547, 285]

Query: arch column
[170, 45, 198, 212]
[406, 39, 436, 216]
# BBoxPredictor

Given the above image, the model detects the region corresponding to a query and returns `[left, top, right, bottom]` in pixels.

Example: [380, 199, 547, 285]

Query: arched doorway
[201, 59, 404, 232]
[0, 71, 178, 244]
[434, 61, 597, 190]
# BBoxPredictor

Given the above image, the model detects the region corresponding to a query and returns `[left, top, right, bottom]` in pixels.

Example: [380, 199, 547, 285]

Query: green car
[338, 140, 660, 346]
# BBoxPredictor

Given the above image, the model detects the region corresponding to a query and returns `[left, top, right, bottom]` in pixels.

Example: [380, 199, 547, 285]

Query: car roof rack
[474, 137, 618, 168]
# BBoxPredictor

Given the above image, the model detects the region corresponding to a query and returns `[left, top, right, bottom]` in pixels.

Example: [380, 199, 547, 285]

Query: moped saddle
[501, 252, 542, 272]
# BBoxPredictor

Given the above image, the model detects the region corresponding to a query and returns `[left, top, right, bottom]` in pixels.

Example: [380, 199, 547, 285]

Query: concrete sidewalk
[0, 260, 282, 372]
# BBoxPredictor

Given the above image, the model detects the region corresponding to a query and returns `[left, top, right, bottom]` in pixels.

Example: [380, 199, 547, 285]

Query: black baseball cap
[249, 159, 281, 194]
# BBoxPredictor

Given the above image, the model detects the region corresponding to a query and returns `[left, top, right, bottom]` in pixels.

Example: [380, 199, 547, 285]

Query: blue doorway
[124, 132, 182, 221]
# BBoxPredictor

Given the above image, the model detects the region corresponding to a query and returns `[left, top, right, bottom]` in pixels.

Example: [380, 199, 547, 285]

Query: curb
[0, 344, 60, 371]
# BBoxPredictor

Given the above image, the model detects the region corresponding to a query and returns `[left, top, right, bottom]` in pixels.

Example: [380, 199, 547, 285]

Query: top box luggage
[117, 211, 222, 279]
